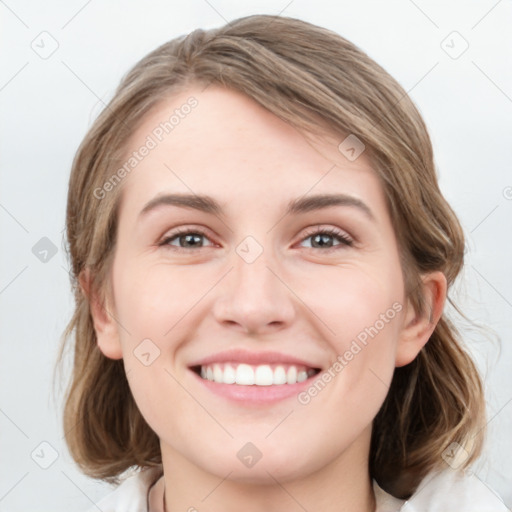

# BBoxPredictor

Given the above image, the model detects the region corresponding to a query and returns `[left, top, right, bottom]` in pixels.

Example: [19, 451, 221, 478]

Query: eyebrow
[139, 192, 375, 221]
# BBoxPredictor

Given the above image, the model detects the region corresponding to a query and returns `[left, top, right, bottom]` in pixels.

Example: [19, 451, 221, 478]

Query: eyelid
[297, 225, 354, 249]
[158, 225, 217, 248]
[158, 224, 355, 252]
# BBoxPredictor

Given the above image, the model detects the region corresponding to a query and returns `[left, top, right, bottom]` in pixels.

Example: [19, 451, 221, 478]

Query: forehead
[116, 85, 387, 221]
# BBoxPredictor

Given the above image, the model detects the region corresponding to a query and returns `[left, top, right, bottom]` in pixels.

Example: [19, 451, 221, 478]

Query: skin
[84, 85, 446, 512]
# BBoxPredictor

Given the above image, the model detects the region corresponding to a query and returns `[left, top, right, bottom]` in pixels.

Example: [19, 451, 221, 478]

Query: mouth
[187, 349, 324, 405]
[190, 363, 321, 386]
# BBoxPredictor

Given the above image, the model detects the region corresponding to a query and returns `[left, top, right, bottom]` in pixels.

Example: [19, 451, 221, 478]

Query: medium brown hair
[58, 14, 486, 498]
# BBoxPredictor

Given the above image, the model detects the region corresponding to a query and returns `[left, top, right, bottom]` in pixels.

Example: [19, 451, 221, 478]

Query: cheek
[111, 262, 215, 421]
[112, 262, 199, 435]
[113, 260, 211, 341]
[301, 262, 403, 342]
[302, 264, 403, 402]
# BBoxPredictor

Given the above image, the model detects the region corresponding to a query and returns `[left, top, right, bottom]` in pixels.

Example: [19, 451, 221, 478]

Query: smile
[192, 363, 320, 386]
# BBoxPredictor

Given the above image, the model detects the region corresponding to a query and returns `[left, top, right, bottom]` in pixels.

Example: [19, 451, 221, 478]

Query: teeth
[198, 363, 317, 386]
[297, 370, 308, 382]
[223, 363, 236, 384]
[273, 365, 287, 385]
[213, 364, 223, 383]
[236, 363, 254, 385]
[286, 366, 297, 385]
[255, 365, 273, 386]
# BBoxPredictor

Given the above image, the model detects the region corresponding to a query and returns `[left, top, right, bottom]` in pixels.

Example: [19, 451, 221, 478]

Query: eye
[298, 226, 354, 251]
[158, 227, 215, 251]
[158, 225, 354, 253]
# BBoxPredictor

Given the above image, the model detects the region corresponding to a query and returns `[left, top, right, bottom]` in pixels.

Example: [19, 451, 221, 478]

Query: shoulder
[374, 470, 508, 512]
[84, 466, 163, 512]
[401, 469, 508, 512]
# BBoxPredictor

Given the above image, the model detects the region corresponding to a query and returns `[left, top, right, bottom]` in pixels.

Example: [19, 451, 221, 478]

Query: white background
[1, 0, 511, 510]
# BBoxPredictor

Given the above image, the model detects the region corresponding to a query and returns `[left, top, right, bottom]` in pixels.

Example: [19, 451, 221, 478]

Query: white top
[87, 466, 509, 512]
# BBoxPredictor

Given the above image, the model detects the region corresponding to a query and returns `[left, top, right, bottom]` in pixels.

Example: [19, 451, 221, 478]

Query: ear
[79, 268, 123, 360]
[395, 271, 447, 367]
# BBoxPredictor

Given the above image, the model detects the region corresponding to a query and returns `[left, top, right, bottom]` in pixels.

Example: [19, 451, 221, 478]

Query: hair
[58, 14, 486, 498]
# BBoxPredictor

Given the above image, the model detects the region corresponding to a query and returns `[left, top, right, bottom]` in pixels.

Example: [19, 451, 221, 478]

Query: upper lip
[189, 349, 322, 369]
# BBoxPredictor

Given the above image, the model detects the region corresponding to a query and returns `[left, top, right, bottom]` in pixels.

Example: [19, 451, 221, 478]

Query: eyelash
[158, 226, 354, 253]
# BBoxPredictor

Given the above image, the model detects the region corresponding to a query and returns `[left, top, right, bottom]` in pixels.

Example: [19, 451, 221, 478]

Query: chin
[197, 443, 317, 485]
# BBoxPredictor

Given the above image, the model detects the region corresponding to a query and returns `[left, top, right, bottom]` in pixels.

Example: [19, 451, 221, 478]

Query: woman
[59, 14, 508, 511]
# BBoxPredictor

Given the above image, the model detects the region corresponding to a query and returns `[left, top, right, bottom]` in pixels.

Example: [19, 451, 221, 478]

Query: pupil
[182, 234, 201, 247]
[313, 234, 332, 248]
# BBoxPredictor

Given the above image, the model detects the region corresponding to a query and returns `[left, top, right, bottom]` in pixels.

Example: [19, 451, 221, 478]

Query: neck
[159, 426, 376, 512]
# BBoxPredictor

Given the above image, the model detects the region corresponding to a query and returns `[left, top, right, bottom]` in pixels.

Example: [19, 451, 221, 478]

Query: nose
[211, 241, 296, 335]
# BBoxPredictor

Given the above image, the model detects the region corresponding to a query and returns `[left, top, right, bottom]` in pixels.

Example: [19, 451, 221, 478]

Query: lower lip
[190, 369, 319, 405]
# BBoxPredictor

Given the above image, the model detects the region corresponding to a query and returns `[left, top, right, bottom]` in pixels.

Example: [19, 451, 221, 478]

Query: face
[91, 85, 441, 484]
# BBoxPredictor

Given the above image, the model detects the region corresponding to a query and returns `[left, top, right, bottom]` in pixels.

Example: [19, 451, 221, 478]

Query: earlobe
[395, 271, 447, 367]
[79, 268, 123, 360]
